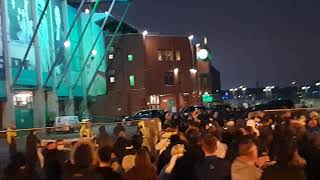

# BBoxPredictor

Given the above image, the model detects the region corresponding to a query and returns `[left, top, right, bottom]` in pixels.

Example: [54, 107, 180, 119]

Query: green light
[198, 49, 209, 60]
[109, 46, 114, 52]
[129, 75, 135, 87]
[128, 54, 134, 61]
[202, 94, 213, 103]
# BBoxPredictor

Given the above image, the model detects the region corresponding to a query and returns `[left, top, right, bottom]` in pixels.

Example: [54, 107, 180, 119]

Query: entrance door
[169, 99, 176, 112]
[15, 108, 33, 129]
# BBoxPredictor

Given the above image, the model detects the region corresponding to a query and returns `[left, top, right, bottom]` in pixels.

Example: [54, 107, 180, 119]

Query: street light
[302, 86, 310, 94]
[174, 68, 179, 74]
[316, 82, 320, 97]
[64, 40, 70, 48]
[142, 30, 148, 36]
[291, 81, 296, 85]
[264, 86, 274, 98]
[198, 49, 209, 60]
[85, 8, 90, 14]
[188, 35, 194, 40]
[91, 49, 97, 56]
[230, 88, 236, 97]
[189, 68, 197, 73]
[196, 43, 200, 47]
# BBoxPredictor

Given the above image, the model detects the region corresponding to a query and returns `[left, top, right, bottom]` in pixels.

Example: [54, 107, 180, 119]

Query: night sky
[125, 0, 320, 89]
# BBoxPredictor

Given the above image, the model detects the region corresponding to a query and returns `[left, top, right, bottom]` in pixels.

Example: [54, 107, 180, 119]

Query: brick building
[90, 23, 220, 116]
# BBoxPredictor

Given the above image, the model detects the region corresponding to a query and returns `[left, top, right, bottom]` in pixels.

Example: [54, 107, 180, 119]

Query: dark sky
[125, 0, 320, 89]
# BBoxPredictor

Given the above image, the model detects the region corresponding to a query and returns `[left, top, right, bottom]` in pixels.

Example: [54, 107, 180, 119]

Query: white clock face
[198, 49, 208, 60]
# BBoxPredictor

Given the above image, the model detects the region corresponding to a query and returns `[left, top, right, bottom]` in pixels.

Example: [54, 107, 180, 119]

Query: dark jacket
[62, 166, 103, 180]
[95, 166, 122, 180]
[96, 132, 113, 149]
[261, 164, 307, 180]
[43, 149, 66, 180]
[113, 137, 130, 163]
[25, 133, 40, 166]
[2, 166, 39, 180]
[171, 145, 204, 180]
[195, 155, 231, 180]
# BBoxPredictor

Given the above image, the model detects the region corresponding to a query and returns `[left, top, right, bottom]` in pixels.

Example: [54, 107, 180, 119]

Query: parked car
[123, 109, 166, 122]
[55, 116, 80, 133]
[182, 105, 207, 113]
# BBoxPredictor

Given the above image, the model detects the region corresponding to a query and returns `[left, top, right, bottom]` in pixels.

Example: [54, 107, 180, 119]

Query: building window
[167, 50, 174, 61]
[150, 95, 160, 104]
[175, 50, 181, 61]
[12, 58, 21, 68]
[109, 76, 115, 83]
[109, 46, 114, 53]
[23, 60, 32, 70]
[129, 75, 135, 87]
[157, 49, 181, 61]
[157, 50, 163, 61]
[13, 92, 33, 108]
[164, 72, 174, 85]
[108, 69, 115, 75]
[11, 58, 33, 70]
[128, 54, 134, 62]
[108, 54, 114, 60]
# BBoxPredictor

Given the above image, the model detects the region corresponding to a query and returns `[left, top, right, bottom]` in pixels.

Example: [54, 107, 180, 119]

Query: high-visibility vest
[6, 128, 17, 144]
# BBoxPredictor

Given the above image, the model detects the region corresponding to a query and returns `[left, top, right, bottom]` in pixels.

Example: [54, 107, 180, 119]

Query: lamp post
[316, 82, 320, 96]
[302, 86, 310, 95]
[229, 89, 235, 98]
[241, 87, 247, 96]
[263, 86, 275, 98]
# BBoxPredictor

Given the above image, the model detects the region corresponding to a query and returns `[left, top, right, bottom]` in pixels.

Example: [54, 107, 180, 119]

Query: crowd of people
[2, 108, 320, 180]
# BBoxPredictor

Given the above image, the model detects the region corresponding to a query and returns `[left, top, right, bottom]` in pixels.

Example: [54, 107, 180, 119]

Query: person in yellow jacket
[6, 122, 17, 156]
[80, 120, 94, 138]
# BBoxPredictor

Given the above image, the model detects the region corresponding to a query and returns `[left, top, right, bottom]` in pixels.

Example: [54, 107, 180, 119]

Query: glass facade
[0, 0, 122, 128]
[0, 0, 107, 97]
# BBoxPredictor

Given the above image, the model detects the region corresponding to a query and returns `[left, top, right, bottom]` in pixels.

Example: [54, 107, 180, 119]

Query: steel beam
[86, 2, 130, 95]
[44, 0, 86, 87]
[12, 0, 50, 86]
[55, 0, 102, 89]
[72, 0, 116, 90]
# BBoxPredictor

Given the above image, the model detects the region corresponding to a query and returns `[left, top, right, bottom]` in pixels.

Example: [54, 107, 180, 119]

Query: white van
[55, 116, 80, 132]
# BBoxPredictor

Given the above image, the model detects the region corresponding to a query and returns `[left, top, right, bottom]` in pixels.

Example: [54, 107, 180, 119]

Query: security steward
[79, 119, 94, 138]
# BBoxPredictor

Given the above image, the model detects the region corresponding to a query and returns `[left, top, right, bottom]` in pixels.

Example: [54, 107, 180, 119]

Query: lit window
[128, 54, 134, 62]
[109, 54, 114, 60]
[175, 50, 181, 61]
[150, 95, 160, 104]
[110, 76, 115, 83]
[167, 50, 174, 61]
[129, 75, 135, 87]
[157, 50, 163, 61]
